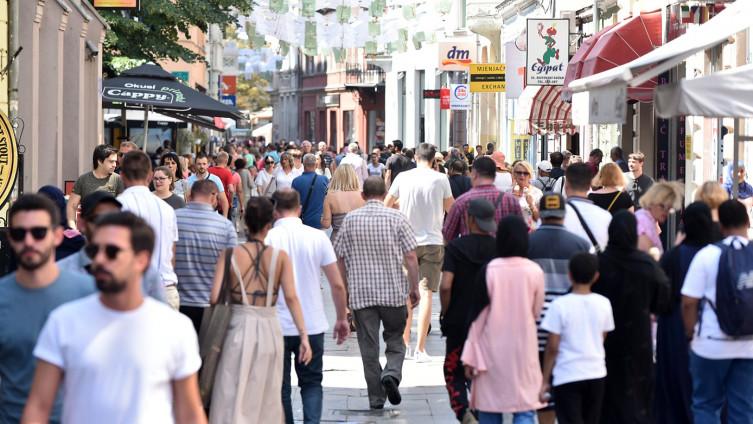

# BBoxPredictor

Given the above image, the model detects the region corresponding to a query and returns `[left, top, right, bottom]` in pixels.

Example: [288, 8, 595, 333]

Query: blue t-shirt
[292, 171, 329, 229]
[0, 269, 95, 423]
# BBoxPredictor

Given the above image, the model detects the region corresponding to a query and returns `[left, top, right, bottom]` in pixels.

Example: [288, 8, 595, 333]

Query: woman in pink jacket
[462, 215, 546, 424]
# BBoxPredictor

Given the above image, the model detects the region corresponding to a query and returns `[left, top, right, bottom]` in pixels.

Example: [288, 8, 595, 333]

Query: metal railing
[344, 64, 385, 86]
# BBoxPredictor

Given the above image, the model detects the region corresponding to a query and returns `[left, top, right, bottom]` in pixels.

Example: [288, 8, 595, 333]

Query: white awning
[568, 1, 753, 93]
[655, 64, 753, 118]
[104, 109, 184, 123]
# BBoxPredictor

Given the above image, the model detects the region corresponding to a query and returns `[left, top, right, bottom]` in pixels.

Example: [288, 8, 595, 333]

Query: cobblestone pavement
[288, 275, 457, 423]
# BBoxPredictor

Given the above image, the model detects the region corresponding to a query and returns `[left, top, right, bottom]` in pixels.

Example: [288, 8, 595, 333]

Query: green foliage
[236, 74, 271, 112]
[100, 0, 253, 74]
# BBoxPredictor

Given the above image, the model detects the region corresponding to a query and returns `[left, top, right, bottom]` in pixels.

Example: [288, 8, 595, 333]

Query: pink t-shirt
[635, 209, 663, 253]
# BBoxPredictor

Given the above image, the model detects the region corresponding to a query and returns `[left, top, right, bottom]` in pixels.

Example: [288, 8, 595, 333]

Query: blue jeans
[282, 333, 324, 424]
[689, 351, 753, 424]
[477, 410, 536, 424]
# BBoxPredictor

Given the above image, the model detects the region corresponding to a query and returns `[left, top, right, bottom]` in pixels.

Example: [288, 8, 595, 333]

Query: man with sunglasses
[23, 212, 206, 424]
[66, 144, 124, 228]
[57, 191, 166, 303]
[0, 194, 95, 422]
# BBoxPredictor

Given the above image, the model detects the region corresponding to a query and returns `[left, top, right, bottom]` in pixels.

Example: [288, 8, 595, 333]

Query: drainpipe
[9, 0, 19, 119]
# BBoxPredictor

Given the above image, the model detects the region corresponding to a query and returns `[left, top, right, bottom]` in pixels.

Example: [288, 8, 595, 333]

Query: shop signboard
[440, 87, 450, 110]
[93, 0, 139, 9]
[470, 64, 506, 93]
[449, 84, 471, 110]
[571, 84, 626, 125]
[438, 41, 476, 71]
[0, 110, 18, 222]
[513, 135, 530, 162]
[221, 95, 237, 107]
[526, 19, 569, 86]
[423, 89, 441, 99]
[221, 75, 237, 96]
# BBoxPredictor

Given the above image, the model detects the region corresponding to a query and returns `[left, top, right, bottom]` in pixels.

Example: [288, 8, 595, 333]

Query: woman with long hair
[321, 164, 365, 242]
[655, 202, 714, 424]
[160, 152, 189, 201]
[592, 211, 671, 424]
[589, 163, 633, 214]
[463, 215, 545, 424]
[636, 181, 684, 260]
[694, 181, 727, 241]
[274, 153, 296, 191]
[511, 161, 543, 230]
[152, 166, 185, 210]
[209, 197, 311, 423]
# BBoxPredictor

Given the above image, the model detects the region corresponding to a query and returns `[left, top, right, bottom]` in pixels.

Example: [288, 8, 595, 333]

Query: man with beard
[57, 191, 166, 302]
[23, 212, 206, 424]
[0, 194, 95, 423]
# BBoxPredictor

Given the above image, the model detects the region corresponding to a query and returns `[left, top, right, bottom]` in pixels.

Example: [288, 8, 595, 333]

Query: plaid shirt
[333, 200, 417, 310]
[442, 184, 523, 242]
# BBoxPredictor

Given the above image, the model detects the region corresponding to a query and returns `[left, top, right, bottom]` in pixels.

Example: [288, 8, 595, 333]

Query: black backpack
[708, 240, 753, 337]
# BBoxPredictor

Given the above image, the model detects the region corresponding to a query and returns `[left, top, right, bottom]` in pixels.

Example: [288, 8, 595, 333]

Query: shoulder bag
[198, 247, 234, 408]
[567, 200, 602, 253]
[300, 174, 318, 218]
[606, 191, 622, 212]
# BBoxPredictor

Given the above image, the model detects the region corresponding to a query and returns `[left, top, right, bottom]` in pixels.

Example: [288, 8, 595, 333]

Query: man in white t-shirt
[116, 151, 181, 310]
[340, 142, 369, 184]
[562, 163, 611, 253]
[540, 253, 614, 424]
[23, 212, 204, 424]
[385, 143, 454, 362]
[266, 189, 350, 424]
[682, 200, 753, 424]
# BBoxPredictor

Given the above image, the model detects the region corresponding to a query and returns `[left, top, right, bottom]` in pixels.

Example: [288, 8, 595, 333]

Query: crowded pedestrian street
[4, 0, 753, 423]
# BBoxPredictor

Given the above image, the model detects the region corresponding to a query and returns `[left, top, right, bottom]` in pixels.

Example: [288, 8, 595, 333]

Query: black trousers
[444, 334, 470, 421]
[179, 305, 205, 336]
[552, 377, 606, 424]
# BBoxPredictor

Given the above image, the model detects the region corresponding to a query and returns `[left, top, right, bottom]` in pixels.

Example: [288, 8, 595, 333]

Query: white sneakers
[413, 349, 432, 363]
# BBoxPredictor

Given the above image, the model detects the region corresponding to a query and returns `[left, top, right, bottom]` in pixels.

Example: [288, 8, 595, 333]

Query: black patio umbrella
[102, 64, 243, 148]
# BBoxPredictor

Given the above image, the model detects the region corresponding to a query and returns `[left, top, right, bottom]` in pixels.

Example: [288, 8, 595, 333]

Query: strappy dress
[209, 247, 284, 424]
[330, 213, 347, 242]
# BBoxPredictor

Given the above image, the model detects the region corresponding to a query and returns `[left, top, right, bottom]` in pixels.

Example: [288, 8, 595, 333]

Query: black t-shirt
[588, 191, 633, 214]
[626, 173, 654, 209]
[448, 175, 472, 199]
[386, 153, 413, 181]
[441, 234, 497, 339]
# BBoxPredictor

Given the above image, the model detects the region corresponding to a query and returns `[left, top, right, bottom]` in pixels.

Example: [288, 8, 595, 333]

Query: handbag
[197, 247, 234, 408]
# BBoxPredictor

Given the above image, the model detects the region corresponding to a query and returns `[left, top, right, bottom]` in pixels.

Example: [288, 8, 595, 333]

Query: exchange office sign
[0, 111, 19, 212]
[526, 19, 569, 86]
[470, 64, 506, 92]
[102, 83, 187, 106]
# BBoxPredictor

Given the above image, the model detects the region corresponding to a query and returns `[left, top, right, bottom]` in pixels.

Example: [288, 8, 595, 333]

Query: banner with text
[450, 84, 471, 110]
[470, 64, 506, 92]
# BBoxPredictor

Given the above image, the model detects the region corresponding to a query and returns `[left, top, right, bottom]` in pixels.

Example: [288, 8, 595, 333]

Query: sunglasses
[265, 161, 275, 165]
[8, 226, 49, 242]
[514, 171, 530, 176]
[84, 243, 123, 261]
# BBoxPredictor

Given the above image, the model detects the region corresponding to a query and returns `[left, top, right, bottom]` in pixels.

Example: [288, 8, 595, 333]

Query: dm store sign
[526, 19, 569, 86]
[438, 42, 476, 72]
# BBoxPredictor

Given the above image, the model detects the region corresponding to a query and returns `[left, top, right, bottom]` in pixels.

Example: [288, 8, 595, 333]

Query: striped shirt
[117, 186, 178, 285]
[175, 202, 237, 306]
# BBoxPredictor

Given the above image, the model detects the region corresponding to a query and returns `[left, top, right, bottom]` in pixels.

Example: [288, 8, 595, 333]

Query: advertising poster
[526, 19, 569, 86]
[449, 84, 471, 110]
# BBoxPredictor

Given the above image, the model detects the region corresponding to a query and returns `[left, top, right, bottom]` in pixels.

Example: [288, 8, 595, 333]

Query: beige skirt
[209, 305, 284, 424]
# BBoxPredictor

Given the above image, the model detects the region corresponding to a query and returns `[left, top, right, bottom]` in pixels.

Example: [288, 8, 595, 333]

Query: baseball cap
[467, 198, 497, 233]
[539, 193, 566, 219]
[490, 151, 506, 170]
[80, 191, 122, 219]
[537, 160, 553, 173]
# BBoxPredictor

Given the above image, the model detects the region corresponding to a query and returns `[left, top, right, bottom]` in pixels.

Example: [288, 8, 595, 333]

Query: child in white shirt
[540, 253, 615, 424]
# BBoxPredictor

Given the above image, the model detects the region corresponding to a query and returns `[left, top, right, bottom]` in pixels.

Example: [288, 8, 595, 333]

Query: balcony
[344, 64, 385, 88]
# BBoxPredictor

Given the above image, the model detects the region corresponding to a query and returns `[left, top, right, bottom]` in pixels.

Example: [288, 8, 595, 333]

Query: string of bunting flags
[242, 0, 453, 60]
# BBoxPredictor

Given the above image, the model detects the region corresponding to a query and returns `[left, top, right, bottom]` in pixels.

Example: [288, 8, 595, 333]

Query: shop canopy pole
[143, 105, 150, 151]
[733, 118, 740, 199]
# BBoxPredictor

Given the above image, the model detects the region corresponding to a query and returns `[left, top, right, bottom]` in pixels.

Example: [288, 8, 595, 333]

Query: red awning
[579, 10, 663, 102]
[516, 85, 575, 135]
[562, 23, 617, 101]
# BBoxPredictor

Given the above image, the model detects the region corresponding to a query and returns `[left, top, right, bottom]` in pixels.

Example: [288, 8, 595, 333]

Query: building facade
[17, 0, 108, 192]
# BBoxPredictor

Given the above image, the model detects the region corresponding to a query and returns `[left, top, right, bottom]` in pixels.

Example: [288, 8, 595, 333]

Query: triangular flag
[301, 0, 316, 17]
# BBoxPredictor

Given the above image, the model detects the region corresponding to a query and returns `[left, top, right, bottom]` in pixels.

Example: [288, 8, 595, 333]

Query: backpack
[538, 176, 558, 193]
[708, 239, 753, 337]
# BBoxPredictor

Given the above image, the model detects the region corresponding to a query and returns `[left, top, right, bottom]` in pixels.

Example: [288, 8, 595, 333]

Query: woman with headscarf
[654, 202, 714, 424]
[37, 186, 85, 261]
[463, 215, 545, 424]
[592, 210, 671, 424]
